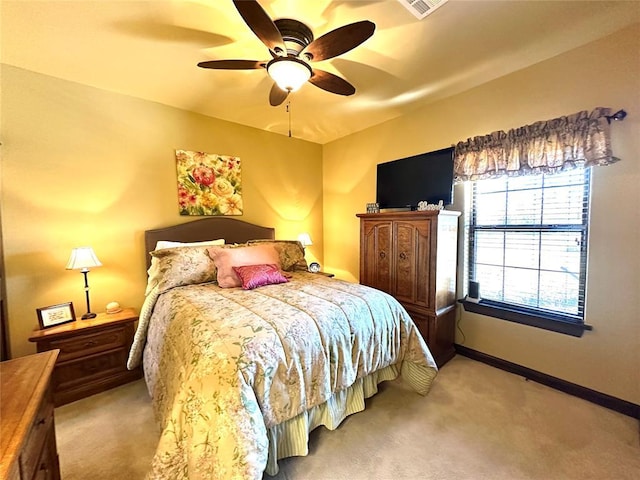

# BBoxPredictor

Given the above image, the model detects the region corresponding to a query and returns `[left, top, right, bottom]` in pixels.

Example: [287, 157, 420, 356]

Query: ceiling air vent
[396, 0, 449, 20]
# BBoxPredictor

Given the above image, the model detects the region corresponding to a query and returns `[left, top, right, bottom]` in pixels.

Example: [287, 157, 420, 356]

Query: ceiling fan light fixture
[267, 56, 312, 92]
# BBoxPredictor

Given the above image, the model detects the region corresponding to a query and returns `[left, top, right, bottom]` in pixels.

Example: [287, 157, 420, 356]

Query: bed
[128, 217, 438, 480]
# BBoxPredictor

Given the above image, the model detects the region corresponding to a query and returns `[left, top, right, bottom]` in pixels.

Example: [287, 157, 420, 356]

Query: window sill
[458, 298, 592, 337]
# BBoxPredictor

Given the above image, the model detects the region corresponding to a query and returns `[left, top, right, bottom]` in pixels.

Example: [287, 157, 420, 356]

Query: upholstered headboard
[144, 217, 275, 269]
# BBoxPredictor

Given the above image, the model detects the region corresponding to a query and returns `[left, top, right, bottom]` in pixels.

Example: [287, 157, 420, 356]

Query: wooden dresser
[357, 210, 460, 366]
[28, 308, 142, 406]
[0, 350, 61, 480]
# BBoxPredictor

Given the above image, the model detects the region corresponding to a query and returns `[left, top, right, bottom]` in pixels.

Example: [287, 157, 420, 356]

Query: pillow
[246, 240, 307, 271]
[232, 264, 289, 290]
[150, 245, 219, 294]
[207, 244, 281, 288]
[145, 239, 224, 295]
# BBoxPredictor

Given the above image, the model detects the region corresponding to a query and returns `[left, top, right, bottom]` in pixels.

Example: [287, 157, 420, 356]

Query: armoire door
[361, 220, 393, 293]
[393, 220, 433, 309]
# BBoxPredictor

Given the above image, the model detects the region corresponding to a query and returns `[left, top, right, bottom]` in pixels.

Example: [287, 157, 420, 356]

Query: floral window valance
[453, 107, 622, 182]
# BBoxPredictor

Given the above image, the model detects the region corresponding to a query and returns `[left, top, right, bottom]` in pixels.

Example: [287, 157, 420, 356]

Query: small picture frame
[36, 302, 76, 329]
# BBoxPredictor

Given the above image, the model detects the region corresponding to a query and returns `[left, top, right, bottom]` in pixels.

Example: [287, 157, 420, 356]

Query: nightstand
[28, 307, 142, 406]
[316, 271, 335, 278]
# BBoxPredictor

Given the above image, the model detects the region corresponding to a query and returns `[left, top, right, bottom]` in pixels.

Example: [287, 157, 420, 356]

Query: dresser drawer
[6, 463, 20, 480]
[46, 326, 129, 362]
[31, 428, 58, 480]
[19, 391, 55, 480]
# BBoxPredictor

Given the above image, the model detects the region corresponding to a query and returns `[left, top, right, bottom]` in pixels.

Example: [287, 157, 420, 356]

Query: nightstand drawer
[54, 348, 128, 390]
[46, 325, 129, 362]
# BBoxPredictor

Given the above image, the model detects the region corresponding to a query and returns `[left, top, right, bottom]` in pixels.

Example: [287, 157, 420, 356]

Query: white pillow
[145, 239, 224, 295]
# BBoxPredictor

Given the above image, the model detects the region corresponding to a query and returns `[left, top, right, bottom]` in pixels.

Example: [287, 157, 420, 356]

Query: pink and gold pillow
[232, 264, 289, 290]
[247, 239, 308, 271]
[207, 244, 281, 288]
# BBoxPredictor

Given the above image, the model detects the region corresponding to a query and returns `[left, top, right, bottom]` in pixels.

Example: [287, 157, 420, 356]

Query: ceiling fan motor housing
[274, 18, 314, 58]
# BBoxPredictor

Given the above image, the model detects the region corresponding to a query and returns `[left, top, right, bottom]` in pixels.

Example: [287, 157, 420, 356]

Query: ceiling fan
[197, 0, 376, 106]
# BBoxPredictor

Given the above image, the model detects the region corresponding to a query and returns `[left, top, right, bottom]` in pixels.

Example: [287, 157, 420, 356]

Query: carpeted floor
[54, 356, 640, 479]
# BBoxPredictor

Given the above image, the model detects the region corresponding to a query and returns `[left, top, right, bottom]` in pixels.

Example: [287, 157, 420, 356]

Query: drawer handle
[379, 251, 386, 259]
[399, 252, 407, 260]
[84, 340, 98, 348]
[36, 417, 46, 426]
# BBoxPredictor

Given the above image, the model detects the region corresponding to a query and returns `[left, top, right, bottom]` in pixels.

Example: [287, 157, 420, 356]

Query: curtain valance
[453, 107, 621, 182]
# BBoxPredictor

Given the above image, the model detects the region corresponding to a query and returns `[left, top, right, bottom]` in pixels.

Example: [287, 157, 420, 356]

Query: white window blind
[469, 167, 590, 322]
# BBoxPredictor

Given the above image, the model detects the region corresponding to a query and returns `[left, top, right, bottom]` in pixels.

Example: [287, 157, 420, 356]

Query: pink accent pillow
[208, 244, 281, 288]
[232, 264, 289, 290]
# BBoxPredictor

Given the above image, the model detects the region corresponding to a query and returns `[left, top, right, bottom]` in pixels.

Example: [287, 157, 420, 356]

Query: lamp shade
[267, 57, 312, 92]
[66, 247, 102, 271]
[297, 233, 313, 247]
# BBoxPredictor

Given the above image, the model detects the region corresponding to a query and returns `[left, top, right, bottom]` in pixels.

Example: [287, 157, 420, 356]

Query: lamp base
[81, 312, 97, 320]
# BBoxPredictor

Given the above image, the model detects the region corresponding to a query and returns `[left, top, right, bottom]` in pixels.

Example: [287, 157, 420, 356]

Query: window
[466, 167, 592, 336]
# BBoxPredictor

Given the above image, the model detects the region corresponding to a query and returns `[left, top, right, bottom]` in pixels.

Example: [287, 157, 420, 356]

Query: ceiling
[2, 1, 639, 144]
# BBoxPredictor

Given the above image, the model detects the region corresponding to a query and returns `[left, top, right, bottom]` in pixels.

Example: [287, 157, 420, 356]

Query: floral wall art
[175, 149, 243, 216]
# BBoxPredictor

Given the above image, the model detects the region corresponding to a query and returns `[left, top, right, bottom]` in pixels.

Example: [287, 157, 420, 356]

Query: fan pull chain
[286, 101, 292, 138]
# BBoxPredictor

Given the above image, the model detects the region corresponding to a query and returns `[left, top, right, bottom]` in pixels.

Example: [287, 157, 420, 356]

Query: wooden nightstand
[28, 307, 142, 406]
[316, 271, 335, 278]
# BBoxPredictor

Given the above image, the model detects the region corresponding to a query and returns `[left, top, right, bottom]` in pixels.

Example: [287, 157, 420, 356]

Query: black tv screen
[376, 147, 454, 209]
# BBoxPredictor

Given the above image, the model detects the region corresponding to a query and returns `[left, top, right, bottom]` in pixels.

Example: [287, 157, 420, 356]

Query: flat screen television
[376, 147, 454, 210]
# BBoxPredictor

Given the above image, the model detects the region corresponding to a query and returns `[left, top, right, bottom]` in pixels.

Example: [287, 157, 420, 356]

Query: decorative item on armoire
[66, 246, 101, 319]
[175, 150, 242, 216]
[417, 200, 444, 211]
[366, 202, 380, 213]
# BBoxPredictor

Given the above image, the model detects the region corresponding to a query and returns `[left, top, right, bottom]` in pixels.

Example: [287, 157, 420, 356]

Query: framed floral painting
[175, 150, 243, 216]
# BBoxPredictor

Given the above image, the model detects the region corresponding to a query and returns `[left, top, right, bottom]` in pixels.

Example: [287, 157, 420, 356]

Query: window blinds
[469, 168, 589, 320]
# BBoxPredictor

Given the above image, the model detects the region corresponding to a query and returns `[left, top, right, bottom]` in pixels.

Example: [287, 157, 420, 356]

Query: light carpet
[54, 356, 640, 479]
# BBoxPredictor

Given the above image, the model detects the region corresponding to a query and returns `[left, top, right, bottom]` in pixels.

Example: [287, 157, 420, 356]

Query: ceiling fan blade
[309, 69, 356, 96]
[233, 0, 286, 54]
[269, 83, 289, 106]
[302, 20, 375, 62]
[197, 60, 265, 70]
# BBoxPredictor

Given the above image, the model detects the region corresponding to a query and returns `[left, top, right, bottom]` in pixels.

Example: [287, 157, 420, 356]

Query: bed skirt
[264, 364, 401, 475]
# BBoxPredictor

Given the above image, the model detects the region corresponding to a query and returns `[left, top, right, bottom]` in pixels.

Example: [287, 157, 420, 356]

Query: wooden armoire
[357, 210, 460, 366]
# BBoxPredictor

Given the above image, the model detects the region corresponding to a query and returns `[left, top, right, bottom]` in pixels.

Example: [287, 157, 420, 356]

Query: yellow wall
[323, 24, 640, 404]
[1, 65, 323, 358]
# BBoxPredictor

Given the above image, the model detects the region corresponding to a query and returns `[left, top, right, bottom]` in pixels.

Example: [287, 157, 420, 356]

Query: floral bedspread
[132, 273, 438, 480]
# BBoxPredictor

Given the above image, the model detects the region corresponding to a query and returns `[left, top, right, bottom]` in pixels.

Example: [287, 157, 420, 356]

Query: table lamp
[297, 233, 313, 249]
[66, 246, 102, 319]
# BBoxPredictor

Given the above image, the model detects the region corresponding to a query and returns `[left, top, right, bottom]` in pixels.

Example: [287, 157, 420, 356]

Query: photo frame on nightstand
[36, 302, 76, 329]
